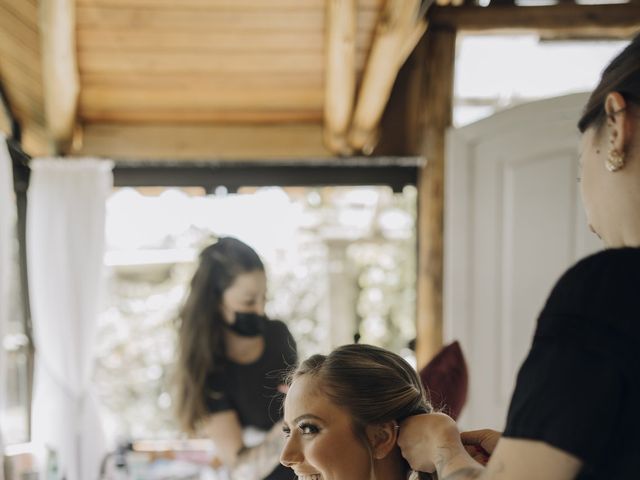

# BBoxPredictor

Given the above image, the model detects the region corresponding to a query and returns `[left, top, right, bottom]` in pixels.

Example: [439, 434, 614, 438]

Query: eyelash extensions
[281, 422, 321, 438]
[298, 423, 320, 435]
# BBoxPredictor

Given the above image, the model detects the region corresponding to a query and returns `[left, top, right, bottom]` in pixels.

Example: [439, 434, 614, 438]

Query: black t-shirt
[205, 319, 297, 480]
[503, 248, 640, 479]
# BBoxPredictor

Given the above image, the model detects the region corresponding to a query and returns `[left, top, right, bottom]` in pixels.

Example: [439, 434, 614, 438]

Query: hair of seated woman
[288, 344, 434, 479]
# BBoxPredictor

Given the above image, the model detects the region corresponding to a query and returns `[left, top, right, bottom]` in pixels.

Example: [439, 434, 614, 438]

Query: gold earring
[606, 148, 625, 172]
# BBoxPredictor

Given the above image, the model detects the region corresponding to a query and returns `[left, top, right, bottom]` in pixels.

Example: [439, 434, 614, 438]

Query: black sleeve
[503, 331, 624, 468]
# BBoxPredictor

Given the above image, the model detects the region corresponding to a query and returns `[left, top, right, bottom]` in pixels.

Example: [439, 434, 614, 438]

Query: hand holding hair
[398, 413, 484, 478]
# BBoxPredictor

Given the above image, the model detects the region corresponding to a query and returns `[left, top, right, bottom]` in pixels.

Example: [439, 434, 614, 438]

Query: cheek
[306, 434, 371, 479]
[580, 152, 601, 213]
[219, 297, 235, 324]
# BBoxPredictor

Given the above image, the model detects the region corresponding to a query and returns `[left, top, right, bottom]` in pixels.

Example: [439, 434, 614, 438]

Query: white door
[444, 93, 602, 430]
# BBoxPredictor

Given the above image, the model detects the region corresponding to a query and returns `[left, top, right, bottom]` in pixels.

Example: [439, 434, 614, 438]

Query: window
[454, 34, 629, 126]
[95, 183, 417, 441]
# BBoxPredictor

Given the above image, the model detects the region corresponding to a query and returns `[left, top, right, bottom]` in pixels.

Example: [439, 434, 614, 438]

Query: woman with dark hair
[280, 344, 434, 480]
[175, 237, 297, 480]
[398, 33, 640, 480]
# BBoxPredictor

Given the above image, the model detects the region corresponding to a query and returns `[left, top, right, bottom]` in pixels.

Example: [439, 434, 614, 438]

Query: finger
[472, 453, 489, 466]
[461, 430, 491, 446]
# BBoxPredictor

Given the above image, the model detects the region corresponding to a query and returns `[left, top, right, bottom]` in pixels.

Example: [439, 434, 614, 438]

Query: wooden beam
[415, 27, 456, 369]
[429, 4, 640, 37]
[323, 0, 357, 155]
[39, 0, 80, 153]
[76, 123, 332, 160]
[348, 0, 428, 153]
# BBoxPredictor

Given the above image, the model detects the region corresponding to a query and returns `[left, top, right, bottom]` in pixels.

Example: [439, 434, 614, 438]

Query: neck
[371, 448, 408, 480]
[224, 330, 264, 364]
[603, 213, 640, 248]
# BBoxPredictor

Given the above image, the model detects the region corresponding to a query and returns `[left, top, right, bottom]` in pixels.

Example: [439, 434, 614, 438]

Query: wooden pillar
[39, 0, 80, 153]
[324, 0, 357, 155]
[415, 26, 456, 369]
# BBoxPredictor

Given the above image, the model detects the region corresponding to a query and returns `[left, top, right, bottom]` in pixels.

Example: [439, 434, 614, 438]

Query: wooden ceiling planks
[79, 86, 324, 113]
[74, 0, 384, 10]
[0, 0, 47, 150]
[75, 0, 381, 125]
[77, 51, 369, 75]
[75, 7, 378, 31]
[76, 123, 330, 160]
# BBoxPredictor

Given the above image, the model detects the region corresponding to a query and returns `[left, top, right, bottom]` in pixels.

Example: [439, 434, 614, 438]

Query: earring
[606, 148, 625, 172]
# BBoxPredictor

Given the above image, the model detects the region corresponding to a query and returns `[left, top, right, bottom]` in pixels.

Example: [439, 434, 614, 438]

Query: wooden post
[415, 26, 456, 369]
[348, 0, 427, 154]
[324, 0, 357, 155]
[39, 0, 80, 153]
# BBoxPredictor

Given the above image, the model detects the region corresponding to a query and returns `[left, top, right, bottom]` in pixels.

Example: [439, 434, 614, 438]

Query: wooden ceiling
[0, 0, 639, 160]
[75, 0, 381, 125]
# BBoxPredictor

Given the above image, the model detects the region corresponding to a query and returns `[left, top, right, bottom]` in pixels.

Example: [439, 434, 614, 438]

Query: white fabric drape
[0, 134, 14, 468]
[27, 158, 113, 480]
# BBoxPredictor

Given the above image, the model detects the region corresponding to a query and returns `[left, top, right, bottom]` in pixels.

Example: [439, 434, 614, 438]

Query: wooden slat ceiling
[75, 0, 382, 124]
[0, 0, 638, 158]
[0, 0, 47, 153]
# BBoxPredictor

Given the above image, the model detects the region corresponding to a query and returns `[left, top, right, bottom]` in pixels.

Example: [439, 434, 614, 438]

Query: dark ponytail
[578, 33, 640, 133]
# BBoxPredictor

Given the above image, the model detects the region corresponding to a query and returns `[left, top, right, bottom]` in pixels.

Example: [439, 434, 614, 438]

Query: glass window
[454, 34, 629, 127]
[95, 185, 417, 441]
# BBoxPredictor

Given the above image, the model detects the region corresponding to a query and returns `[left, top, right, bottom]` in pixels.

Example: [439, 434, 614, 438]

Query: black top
[503, 248, 640, 479]
[205, 319, 297, 480]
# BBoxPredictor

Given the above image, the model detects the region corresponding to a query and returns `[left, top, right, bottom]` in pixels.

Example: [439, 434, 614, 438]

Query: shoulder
[264, 319, 297, 354]
[541, 248, 640, 328]
[265, 318, 292, 334]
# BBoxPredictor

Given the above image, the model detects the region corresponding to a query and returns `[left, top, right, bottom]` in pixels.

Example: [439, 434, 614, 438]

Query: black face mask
[225, 312, 267, 337]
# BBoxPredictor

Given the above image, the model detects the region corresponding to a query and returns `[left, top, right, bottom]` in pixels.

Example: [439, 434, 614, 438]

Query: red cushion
[419, 341, 468, 420]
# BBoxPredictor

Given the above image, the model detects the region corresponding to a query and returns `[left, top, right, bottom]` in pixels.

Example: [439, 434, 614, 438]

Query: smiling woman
[280, 344, 433, 480]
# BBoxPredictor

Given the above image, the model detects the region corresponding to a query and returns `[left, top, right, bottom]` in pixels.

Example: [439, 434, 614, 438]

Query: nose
[280, 436, 302, 469]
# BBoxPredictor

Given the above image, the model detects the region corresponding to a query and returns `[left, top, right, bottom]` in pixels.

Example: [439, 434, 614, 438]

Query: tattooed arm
[399, 414, 582, 480]
[201, 411, 285, 480]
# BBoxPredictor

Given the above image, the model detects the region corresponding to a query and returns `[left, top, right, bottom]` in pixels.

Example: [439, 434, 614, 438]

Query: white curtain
[27, 158, 113, 480]
[0, 134, 14, 472]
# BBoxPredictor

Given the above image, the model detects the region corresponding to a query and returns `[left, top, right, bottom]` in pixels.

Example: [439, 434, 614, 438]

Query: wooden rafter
[429, 4, 640, 37]
[324, 0, 357, 155]
[39, 0, 79, 153]
[348, 0, 429, 154]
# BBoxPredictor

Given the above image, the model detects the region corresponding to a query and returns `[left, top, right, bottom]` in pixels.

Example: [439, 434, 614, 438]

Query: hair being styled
[289, 344, 434, 479]
[578, 32, 640, 133]
[175, 237, 264, 432]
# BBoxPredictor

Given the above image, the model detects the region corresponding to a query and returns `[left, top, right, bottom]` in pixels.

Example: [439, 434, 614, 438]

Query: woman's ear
[604, 92, 629, 153]
[365, 421, 399, 460]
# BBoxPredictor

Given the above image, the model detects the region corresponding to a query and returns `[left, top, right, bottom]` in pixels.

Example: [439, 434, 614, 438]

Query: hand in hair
[398, 413, 480, 476]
